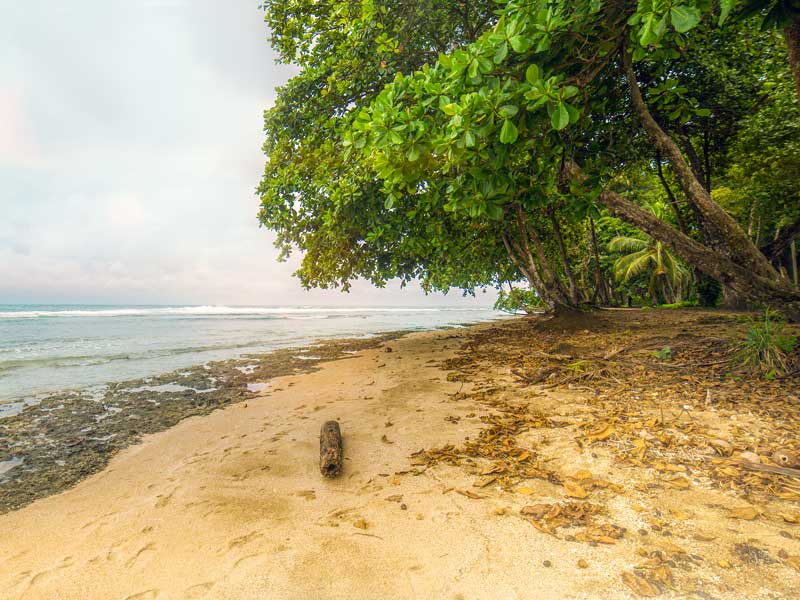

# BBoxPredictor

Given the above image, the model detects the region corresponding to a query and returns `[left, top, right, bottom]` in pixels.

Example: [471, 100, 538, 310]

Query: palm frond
[608, 235, 648, 253]
[614, 250, 654, 281]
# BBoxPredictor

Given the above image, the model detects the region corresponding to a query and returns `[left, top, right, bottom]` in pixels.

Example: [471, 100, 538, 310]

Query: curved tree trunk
[548, 207, 579, 304]
[564, 160, 800, 321]
[502, 231, 553, 311]
[622, 47, 780, 285]
[500, 206, 579, 315]
[654, 151, 687, 234]
[785, 18, 800, 102]
[519, 207, 572, 307]
[589, 217, 611, 306]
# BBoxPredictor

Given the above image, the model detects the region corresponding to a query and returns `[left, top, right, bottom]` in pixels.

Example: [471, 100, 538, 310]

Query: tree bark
[589, 217, 611, 306]
[785, 18, 800, 102]
[517, 206, 572, 307]
[622, 46, 780, 284]
[762, 215, 800, 261]
[678, 132, 709, 192]
[564, 160, 800, 320]
[548, 207, 579, 304]
[320, 420, 343, 478]
[654, 150, 687, 234]
[501, 232, 549, 309]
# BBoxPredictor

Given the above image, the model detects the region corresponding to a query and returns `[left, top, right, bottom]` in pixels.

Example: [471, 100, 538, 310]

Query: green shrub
[732, 310, 797, 378]
[653, 346, 673, 361]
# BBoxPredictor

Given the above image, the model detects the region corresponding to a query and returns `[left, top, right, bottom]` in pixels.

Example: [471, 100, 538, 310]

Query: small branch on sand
[320, 421, 344, 478]
[739, 460, 800, 479]
[352, 532, 384, 540]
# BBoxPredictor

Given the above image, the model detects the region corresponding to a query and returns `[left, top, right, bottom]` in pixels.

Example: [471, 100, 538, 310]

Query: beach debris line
[320, 420, 344, 478]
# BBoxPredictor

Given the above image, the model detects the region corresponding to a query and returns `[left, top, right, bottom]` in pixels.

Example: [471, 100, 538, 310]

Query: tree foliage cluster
[258, 0, 800, 319]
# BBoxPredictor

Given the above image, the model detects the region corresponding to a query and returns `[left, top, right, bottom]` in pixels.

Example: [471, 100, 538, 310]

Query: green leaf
[494, 41, 508, 64]
[670, 5, 701, 33]
[384, 195, 394, 210]
[565, 103, 580, 124]
[525, 63, 540, 84]
[498, 104, 519, 118]
[561, 85, 579, 99]
[499, 119, 518, 144]
[551, 102, 569, 130]
[441, 103, 458, 116]
[639, 14, 659, 46]
[509, 35, 531, 53]
[486, 203, 503, 220]
[718, 0, 735, 25]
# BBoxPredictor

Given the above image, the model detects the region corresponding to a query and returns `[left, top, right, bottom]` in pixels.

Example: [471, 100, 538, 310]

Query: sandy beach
[1, 313, 799, 599]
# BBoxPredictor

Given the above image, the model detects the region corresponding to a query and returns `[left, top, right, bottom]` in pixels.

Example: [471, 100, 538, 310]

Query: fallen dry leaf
[456, 489, 483, 500]
[515, 486, 536, 495]
[779, 512, 800, 524]
[621, 571, 661, 597]
[564, 481, 589, 499]
[729, 506, 760, 521]
[585, 422, 615, 443]
[520, 504, 551, 518]
[473, 476, 498, 488]
[662, 476, 690, 490]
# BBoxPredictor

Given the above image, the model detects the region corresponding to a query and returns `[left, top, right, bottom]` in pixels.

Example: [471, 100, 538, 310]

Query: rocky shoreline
[0, 331, 407, 514]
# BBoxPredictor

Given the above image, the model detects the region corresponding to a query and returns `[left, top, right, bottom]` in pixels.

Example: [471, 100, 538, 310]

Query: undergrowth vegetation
[732, 310, 798, 378]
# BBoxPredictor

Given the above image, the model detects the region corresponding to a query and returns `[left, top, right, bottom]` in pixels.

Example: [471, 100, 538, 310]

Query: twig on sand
[739, 460, 800, 479]
[352, 532, 385, 540]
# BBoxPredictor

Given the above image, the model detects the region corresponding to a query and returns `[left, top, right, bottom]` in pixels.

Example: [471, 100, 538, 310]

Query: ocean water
[0, 304, 499, 404]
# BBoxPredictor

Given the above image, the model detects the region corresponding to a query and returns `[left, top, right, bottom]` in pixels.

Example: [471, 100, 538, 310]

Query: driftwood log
[320, 420, 344, 478]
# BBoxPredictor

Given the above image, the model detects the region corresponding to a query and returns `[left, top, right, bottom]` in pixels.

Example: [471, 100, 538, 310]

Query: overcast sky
[0, 0, 494, 307]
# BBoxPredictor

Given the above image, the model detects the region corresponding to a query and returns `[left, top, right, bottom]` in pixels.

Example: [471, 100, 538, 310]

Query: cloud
[0, 1, 495, 307]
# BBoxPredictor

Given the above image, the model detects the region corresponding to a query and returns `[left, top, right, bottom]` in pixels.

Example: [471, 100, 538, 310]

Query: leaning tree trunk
[500, 206, 578, 315]
[621, 47, 781, 285]
[564, 160, 800, 321]
[654, 150, 687, 234]
[502, 232, 552, 311]
[589, 217, 611, 306]
[548, 207, 580, 305]
[785, 18, 800, 102]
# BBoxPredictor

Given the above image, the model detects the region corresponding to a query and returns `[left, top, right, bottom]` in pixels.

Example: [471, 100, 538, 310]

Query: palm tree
[608, 204, 692, 305]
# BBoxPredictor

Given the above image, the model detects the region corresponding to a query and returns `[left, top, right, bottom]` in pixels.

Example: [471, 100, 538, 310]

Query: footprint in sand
[183, 582, 215, 599]
[230, 552, 264, 571]
[123, 590, 159, 600]
[26, 556, 75, 590]
[154, 488, 177, 508]
[227, 531, 263, 550]
[124, 542, 156, 569]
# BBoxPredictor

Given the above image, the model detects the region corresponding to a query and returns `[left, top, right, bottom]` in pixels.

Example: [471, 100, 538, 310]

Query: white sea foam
[0, 306, 490, 319]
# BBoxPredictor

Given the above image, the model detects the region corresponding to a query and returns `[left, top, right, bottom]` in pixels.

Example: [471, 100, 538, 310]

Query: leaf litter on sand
[407, 310, 800, 598]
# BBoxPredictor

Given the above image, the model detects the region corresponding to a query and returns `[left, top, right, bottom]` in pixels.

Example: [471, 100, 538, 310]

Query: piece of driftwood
[740, 460, 800, 479]
[320, 420, 344, 478]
